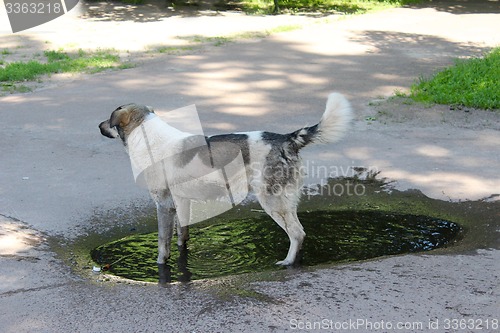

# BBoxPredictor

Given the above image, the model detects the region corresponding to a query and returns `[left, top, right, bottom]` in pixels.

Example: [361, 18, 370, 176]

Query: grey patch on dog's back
[176, 135, 209, 167]
[176, 133, 250, 169]
[206, 134, 250, 168]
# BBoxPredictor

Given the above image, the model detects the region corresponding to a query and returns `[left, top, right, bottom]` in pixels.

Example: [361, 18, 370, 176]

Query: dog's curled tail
[291, 92, 353, 149]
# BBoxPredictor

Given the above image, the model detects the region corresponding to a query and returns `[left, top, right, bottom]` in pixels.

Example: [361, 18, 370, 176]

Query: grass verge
[232, 0, 422, 14]
[409, 47, 500, 110]
[109, 0, 422, 14]
[0, 49, 133, 94]
[177, 24, 304, 48]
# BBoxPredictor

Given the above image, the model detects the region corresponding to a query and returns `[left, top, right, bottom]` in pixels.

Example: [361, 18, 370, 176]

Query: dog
[99, 93, 352, 266]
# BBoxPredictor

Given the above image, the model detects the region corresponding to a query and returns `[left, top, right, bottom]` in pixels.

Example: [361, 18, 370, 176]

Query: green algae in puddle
[91, 210, 461, 283]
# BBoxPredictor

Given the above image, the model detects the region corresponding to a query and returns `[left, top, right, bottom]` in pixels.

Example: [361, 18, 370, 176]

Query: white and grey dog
[99, 93, 352, 266]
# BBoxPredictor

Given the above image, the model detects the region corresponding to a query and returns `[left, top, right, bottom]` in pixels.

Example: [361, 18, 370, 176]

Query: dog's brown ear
[109, 107, 131, 128]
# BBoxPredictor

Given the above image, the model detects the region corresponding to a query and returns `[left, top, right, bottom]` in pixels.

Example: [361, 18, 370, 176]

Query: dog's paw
[275, 259, 293, 266]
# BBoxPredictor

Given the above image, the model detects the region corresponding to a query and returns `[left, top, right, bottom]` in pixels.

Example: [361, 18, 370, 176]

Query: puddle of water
[90, 210, 461, 283]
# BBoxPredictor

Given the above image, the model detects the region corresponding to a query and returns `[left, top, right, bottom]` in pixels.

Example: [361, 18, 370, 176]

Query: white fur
[127, 114, 191, 183]
[129, 114, 251, 227]
[316, 92, 353, 144]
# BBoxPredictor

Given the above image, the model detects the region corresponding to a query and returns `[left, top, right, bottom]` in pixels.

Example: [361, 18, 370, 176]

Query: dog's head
[99, 103, 154, 144]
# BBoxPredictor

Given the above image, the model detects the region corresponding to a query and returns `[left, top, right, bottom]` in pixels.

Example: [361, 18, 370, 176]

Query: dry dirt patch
[368, 96, 500, 130]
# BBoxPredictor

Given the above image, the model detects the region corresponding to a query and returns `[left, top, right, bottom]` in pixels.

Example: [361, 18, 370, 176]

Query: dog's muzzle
[99, 120, 119, 139]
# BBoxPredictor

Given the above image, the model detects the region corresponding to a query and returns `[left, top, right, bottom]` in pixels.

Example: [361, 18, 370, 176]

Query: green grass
[242, 0, 420, 14]
[409, 47, 500, 110]
[0, 83, 32, 94]
[181, 35, 233, 46]
[0, 49, 131, 83]
[154, 46, 196, 54]
[266, 24, 303, 33]
[178, 24, 303, 48]
[109, 0, 420, 14]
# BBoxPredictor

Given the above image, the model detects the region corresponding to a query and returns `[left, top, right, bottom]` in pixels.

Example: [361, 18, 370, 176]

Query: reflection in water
[158, 244, 192, 285]
[91, 210, 462, 283]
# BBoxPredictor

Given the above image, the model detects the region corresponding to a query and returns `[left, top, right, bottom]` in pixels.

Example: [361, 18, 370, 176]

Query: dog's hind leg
[177, 225, 190, 248]
[257, 195, 306, 266]
[174, 197, 190, 247]
[274, 211, 305, 266]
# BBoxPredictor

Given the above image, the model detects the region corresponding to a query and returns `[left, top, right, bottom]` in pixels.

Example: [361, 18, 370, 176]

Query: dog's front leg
[156, 202, 176, 264]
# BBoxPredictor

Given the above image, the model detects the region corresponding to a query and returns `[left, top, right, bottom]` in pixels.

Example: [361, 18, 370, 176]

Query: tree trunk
[273, 0, 279, 13]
